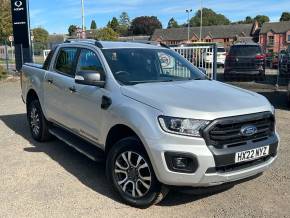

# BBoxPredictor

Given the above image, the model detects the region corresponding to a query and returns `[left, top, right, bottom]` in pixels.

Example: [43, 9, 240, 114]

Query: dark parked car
[280, 50, 290, 77]
[224, 43, 266, 80]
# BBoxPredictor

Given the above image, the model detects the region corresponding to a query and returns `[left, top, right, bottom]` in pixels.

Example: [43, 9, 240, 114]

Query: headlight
[158, 116, 210, 137]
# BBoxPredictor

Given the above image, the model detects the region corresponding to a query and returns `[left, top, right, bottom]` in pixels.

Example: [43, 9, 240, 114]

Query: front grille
[203, 112, 275, 149]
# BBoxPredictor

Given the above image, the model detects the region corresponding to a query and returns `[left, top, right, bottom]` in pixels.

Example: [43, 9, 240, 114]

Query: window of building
[55, 48, 78, 76]
[267, 49, 273, 54]
[268, 36, 274, 45]
[288, 35, 290, 42]
[224, 38, 230, 43]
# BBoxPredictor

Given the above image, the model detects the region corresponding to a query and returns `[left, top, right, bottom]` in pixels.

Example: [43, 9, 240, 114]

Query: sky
[28, 0, 290, 34]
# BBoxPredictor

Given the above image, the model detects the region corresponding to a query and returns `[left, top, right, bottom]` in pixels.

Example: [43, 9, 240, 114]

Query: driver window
[77, 49, 104, 72]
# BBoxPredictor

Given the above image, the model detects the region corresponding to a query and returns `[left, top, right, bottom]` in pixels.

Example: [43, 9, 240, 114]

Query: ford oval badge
[240, 125, 257, 136]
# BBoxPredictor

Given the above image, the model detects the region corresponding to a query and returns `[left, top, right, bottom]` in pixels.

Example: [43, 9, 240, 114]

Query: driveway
[0, 80, 289, 217]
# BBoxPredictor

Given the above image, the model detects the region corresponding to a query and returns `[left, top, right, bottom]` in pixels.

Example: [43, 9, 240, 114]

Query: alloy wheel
[114, 151, 152, 198]
[30, 107, 40, 136]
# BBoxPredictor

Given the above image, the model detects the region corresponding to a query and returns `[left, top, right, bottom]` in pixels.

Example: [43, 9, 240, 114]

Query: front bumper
[224, 69, 264, 75]
[146, 134, 279, 187]
[198, 155, 276, 186]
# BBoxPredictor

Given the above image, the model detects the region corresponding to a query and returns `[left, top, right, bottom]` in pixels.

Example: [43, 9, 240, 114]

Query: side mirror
[75, 70, 105, 88]
[198, 67, 207, 75]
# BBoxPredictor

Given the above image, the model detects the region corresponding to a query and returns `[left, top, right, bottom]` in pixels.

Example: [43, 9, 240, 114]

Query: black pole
[10, 0, 32, 71]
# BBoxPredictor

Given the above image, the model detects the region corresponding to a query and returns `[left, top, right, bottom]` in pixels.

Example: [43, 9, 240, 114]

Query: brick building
[151, 22, 260, 49]
[259, 21, 290, 53]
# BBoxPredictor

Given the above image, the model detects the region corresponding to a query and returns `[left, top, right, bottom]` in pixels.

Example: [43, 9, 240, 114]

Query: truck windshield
[102, 48, 207, 85]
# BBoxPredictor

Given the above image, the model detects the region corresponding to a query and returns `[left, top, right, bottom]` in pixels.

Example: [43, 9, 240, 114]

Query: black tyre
[106, 137, 168, 208]
[27, 99, 51, 142]
[256, 73, 266, 81]
[223, 74, 229, 81]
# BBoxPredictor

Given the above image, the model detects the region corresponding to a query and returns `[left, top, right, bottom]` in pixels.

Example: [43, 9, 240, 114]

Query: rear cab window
[54, 47, 78, 76]
[43, 47, 57, 70]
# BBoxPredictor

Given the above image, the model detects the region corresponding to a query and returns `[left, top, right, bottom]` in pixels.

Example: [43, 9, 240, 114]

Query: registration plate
[235, 146, 269, 163]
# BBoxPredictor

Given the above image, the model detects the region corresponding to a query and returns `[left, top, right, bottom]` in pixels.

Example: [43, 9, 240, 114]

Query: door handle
[47, 79, 53, 84]
[69, 86, 77, 93]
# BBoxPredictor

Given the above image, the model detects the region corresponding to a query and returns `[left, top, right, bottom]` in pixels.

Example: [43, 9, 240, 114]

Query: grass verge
[0, 66, 8, 80]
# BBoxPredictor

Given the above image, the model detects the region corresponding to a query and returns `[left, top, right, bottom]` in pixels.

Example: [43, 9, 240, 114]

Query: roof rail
[159, 42, 170, 49]
[64, 39, 103, 48]
[126, 40, 170, 49]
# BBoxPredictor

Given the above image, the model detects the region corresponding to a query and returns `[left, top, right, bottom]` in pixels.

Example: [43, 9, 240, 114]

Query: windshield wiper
[124, 80, 175, 85]
[187, 77, 208, 81]
[119, 78, 206, 86]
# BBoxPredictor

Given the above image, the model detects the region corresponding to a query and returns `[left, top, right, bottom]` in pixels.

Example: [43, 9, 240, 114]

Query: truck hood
[121, 80, 273, 120]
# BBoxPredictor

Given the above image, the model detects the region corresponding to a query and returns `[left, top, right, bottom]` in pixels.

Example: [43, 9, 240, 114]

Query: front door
[66, 48, 106, 144]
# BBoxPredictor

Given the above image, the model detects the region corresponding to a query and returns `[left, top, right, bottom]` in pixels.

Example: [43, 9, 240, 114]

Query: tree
[107, 17, 119, 32]
[190, 8, 230, 27]
[244, 16, 253, 24]
[254, 15, 270, 26]
[90, 20, 97, 30]
[117, 25, 130, 36]
[234, 16, 253, 24]
[167, 18, 179, 29]
[33, 27, 49, 44]
[95, 27, 118, 41]
[117, 12, 131, 36]
[131, 16, 162, 35]
[32, 27, 49, 54]
[280, 12, 290, 21]
[119, 12, 130, 27]
[68, 25, 78, 36]
[0, 0, 12, 42]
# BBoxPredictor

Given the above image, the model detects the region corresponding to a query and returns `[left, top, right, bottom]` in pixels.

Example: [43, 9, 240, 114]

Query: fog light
[165, 152, 198, 173]
[173, 157, 188, 169]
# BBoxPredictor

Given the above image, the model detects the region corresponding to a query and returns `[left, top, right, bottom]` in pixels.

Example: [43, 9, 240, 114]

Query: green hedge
[0, 65, 7, 80]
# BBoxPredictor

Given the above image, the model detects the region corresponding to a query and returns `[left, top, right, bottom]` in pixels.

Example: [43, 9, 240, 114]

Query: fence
[0, 43, 16, 73]
[171, 43, 218, 80]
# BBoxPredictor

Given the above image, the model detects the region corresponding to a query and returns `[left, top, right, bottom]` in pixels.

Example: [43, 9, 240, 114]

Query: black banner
[11, 0, 32, 70]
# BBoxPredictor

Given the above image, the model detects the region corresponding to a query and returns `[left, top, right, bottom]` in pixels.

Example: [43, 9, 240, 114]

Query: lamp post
[81, 0, 85, 38]
[186, 9, 192, 43]
[199, 0, 203, 42]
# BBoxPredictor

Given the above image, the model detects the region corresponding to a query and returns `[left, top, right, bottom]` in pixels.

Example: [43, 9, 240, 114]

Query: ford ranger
[21, 40, 279, 208]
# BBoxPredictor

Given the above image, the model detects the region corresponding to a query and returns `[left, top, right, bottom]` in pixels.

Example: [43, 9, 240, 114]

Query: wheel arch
[105, 124, 143, 155]
[26, 89, 39, 110]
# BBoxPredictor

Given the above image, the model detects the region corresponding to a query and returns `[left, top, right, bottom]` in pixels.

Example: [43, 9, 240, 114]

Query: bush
[0, 65, 8, 80]
[95, 27, 119, 41]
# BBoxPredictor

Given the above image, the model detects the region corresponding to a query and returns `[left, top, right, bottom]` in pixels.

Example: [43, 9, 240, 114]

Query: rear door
[43, 46, 79, 128]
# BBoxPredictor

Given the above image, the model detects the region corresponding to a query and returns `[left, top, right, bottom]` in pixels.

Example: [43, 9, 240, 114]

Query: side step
[49, 127, 105, 162]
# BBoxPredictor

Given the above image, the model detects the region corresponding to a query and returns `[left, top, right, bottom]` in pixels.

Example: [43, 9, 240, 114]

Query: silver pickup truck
[21, 40, 279, 208]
